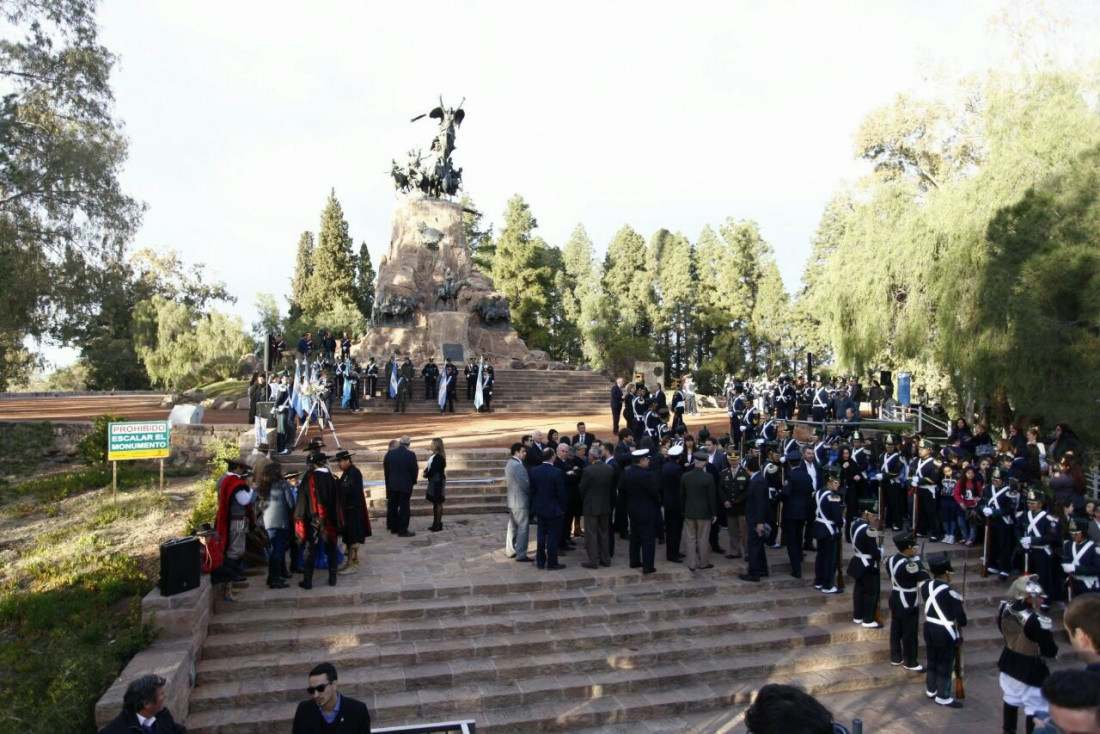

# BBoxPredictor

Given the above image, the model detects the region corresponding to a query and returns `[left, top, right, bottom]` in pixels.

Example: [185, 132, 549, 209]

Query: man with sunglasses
[292, 662, 371, 733]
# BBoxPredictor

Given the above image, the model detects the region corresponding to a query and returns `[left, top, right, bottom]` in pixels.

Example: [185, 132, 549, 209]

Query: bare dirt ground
[0, 394, 733, 450]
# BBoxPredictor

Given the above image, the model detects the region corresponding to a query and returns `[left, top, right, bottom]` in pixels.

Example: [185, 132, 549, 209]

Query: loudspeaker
[160, 536, 201, 597]
[880, 370, 893, 387]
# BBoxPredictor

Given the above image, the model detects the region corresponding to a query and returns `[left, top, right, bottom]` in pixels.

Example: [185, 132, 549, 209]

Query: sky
[43, 0, 1090, 367]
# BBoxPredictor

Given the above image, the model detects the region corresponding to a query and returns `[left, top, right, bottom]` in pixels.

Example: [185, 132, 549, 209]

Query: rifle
[911, 478, 920, 535]
[954, 561, 967, 700]
[874, 482, 886, 625]
[836, 524, 846, 591]
[981, 513, 992, 578]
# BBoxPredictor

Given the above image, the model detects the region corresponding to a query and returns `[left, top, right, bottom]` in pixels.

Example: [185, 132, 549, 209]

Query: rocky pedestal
[355, 197, 547, 364]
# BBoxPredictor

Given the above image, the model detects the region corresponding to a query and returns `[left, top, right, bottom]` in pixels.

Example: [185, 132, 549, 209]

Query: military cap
[825, 465, 842, 481]
[692, 449, 711, 462]
[859, 498, 879, 515]
[1007, 574, 1043, 600]
[918, 438, 936, 450]
[631, 448, 650, 458]
[850, 430, 863, 442]
[884, 434, 898, 446]
[1025, 488, 1045, 505]
[893, 532, 916, 551]
[1068, 515, 1087, 534]
[991, 467, 1007, 481]
[668, 444, 684, 457]
[928, 554, 954, 576]
[743, 456, 760, 472]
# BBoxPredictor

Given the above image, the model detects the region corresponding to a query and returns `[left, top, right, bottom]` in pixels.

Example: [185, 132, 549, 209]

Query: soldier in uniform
[642, 397, 661, 442]
[721, 446, 750, 560]
[669, 379, 686, 433]
[624, 448, 661, 574]
[443, 359, 459, 413]
[1017, 489, 1062, 609]
[728, 383, 747, 449]
[762, 442, 785, 549]
[741, 404, 762, 451]
[920, 554, 968, 708]
[997, 574, 1059, 734]
[400, 356, 415, 404]
[811, 378, 829, 422]
[910, 438, 944, 541]
[623, 383, 637, 436]
[393, 368, 408, 414]
[881, 435, 906, 531]
[1062, 514, 1100, 599]
[631, 386, 649, 443]
[465, 358, 478, 400]
[365, 357, 378, 399]
[983, 467, 1022, 579]
[888, 532, 928, 671]
[812, 465, 845, 593]
[847, 499, 883, 627]
[776, 374, 797, 421]
[421, 357, 440, 400]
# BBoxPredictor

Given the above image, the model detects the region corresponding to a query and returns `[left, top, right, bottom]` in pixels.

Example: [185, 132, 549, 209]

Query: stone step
[183, 629, 1006, 733]
[199, 580, 1008, 665]
[366, 498, 507, 517]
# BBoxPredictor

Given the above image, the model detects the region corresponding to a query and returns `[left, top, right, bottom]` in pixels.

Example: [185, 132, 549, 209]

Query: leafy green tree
[354, 242, 375, 321]
[648, 229, 695, 376]
[0, 0, 144, 389]
[299, 189, 356, 320]
[287, 231, 314, 320]
[561, 224, 604, 365]
[602, 225, 653, 337]
[252, 293, 282, 344]
[490, 195, 551, 344]
[460, 194, 494, 273]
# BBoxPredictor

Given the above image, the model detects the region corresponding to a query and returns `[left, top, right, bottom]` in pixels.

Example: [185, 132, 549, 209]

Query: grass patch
[183, 437, 241, 534]
[0, 422, 53, 475]
[1, 465, 198, 508]
[192, 378, 247, 401]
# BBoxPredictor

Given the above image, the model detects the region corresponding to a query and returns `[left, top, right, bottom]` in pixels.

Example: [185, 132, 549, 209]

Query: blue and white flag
[437, 366, 449, 411]
[473, 357, 485, 411]
[388, 359, 399, 398]
[341, 359, 352, 409]
[290, 359, 303, 417]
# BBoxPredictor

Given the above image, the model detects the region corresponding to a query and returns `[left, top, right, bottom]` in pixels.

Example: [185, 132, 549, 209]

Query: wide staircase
[357, 368, 612, 415]
[182, 525, 1027, 733]
[275, 448, 509, 518]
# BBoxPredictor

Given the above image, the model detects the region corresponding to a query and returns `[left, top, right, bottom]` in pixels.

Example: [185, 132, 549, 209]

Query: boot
[299, 556, 313, 590]
[1003, 702, 1018, 733]
[328, 567, 338, 586]
[1025, 716, 1034, 734]
[339, 544, 360, 574]
[336, 543, 350, 571]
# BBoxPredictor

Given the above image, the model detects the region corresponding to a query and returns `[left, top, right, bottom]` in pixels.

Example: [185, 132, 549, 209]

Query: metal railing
[373, 720, 476, 734]
[877, 404, 950, 439]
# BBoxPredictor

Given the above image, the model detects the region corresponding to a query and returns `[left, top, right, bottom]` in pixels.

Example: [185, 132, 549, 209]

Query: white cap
[668, 444, 684, 457]
[631, 448, 650, 458]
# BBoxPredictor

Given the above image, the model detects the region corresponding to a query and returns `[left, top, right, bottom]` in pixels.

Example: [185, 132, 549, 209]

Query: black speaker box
[160, 536, 201, 597]
[880, 370, 893, 386]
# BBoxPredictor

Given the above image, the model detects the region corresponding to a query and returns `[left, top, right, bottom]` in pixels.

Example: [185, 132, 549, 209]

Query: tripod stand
[292, 385, 342, 450]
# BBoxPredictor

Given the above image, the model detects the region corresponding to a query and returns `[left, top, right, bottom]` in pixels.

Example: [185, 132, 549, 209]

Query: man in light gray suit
[505, 442, 533, 562]
[579, 443, 615, 569]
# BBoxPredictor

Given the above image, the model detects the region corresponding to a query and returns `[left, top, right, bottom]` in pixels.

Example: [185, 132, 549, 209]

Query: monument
[355, 98, 547, 366]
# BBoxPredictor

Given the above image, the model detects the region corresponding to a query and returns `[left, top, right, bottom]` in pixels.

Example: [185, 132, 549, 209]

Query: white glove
[1020, 537, 1032, 549]
[982, 507, 993, 517]
[1062, 563, 1076, 574]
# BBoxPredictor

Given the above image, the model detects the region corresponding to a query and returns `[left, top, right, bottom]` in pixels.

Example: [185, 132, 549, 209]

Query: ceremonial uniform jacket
[888, 553, 929, 610]
[982, 481, 1020, 525]
[881, 451, 904, 483]
[920, 578, 967, 644]
[908, 455, 941, 492]
[745, 471, 771, 528]
[1016, 509, 1060, 554]
[1063, 538, 1100, 591]
[622, 464, 661, 521]
[846, 517, 881, 579]
[996, 600, 1058, 686]
[421, 362, 440, 381]
[812, 486, 845, 540]
[643, 409, 661, 438]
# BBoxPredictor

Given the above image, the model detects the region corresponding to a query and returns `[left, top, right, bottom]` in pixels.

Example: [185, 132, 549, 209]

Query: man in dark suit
[579, 443, 615, 568]
[572, 422, 595, 450]
[781, 446, 821, 579]
[704, 436, 731, 554]
[610, 378, 625, 435]
[98, 674, 186, 734]
[382, 435, 418, 537]
[291, 662, 371, 734]
[739, 456, 770, 581]
[530, 447, 567, 569]
[652, 382, 667, 413]
[525, 430, 546, 469]
[623, 448, 662, 574]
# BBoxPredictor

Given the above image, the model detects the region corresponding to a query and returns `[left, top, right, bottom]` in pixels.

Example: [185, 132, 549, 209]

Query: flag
[341, 359, 352, 409]
[290, 359, 303, 417]
[473, 356, 485, 411]
[388, 359, 399, 398]
[254, 417, 267, 446]
[437, 365, 448, 411]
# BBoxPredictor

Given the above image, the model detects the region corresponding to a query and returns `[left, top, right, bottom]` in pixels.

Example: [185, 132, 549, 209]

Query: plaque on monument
[442, 343, 464, 363]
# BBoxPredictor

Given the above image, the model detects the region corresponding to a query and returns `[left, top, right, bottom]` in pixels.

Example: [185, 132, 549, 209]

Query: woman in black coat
[424, 437, 447, 532]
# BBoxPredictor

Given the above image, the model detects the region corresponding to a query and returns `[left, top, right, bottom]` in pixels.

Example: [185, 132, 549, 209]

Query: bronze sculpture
[391, 97, 466, 198]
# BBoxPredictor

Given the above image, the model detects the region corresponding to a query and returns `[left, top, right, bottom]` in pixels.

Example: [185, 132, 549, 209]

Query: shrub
[183, 437, 240, 534]
[75, 414, 126, 467]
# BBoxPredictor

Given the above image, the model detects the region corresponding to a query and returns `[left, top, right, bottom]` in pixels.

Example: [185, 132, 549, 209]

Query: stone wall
[0, 421, 253, 469]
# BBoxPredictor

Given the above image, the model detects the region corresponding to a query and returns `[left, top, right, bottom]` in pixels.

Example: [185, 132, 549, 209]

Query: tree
[648, 229, 695, 376]
[287, 231, 314, 320]
[490, 195, 551, 345]
[460, 194, 494, 273]
[561, 224, 604, 365]
[602, 224, 653, 337]
[0, 0, 144, 389]
[252, 293, 282, 344]
[299, 189, 356, 320]
[353, 241, 375, 321]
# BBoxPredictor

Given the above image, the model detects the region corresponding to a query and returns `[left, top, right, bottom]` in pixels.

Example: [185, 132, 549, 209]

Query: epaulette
[828, 494, 842, 502]
[949, 589, 964, 601]
[934, 460, 943, 468]
[765, 464, 777, 474]
[906, 561, 919, 573]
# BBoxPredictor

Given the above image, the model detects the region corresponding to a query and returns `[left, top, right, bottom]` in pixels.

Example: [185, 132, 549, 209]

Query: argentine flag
[473, 357, 485, 411]
[437, 365, 449, 411]
[290, 360, 303, 418]
[388, 359, 400, 398]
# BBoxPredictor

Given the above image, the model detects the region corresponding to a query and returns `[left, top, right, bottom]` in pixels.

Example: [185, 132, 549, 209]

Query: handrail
[372, 720, 476, 734]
